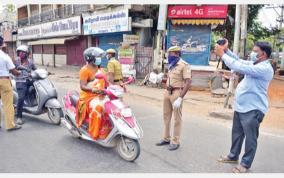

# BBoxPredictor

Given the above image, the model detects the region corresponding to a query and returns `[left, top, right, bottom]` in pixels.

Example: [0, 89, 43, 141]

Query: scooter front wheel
[117, 137, 140, 162]
[47, 108, 63, 125]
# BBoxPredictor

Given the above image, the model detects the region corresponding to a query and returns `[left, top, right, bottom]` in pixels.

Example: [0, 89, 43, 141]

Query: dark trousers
[16, 82, 29, 118]
[228, 110, 264, 168]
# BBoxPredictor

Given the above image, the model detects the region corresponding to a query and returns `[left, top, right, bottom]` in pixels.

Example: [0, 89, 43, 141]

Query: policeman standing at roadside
[106, 48, 123, 85]
[156, 46, 192, 151]
[0, 36, 22, 131]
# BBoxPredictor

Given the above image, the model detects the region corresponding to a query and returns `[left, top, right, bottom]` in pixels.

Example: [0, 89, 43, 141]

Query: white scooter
[11, 66, 63, 125]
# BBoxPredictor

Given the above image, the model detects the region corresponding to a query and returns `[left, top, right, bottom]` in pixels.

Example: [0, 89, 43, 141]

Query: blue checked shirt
[222, 50, 274, 114]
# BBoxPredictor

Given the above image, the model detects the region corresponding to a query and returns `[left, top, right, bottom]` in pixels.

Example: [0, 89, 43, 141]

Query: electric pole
[239, 5, 248, 58]
[224, 4, 242, 108]
[233, 5, 241, 54]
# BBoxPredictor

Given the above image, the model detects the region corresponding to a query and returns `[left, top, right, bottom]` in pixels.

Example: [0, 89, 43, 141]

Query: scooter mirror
[127, 76, 135, 84]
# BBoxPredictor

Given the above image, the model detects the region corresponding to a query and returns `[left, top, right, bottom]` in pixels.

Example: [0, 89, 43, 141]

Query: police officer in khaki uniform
[156, 46, 191, 151]
[106, 49, 123, 85]
[0, 36, 22, 131]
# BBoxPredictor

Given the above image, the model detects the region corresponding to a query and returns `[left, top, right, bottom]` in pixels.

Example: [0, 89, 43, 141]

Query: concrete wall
[33, 54, 66, 67]
[33, 54, 43, 65]
[55, 55, 67, 67]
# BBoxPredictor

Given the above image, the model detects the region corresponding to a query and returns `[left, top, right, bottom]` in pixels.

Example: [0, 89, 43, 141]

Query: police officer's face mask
[168, 55, 179, 64]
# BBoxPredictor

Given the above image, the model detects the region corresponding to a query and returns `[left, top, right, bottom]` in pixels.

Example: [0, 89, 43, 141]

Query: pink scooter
[61, 75, 143, 162]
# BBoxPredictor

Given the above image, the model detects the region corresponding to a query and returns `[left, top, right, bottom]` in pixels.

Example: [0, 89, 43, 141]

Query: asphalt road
[1, 81, 284, 173]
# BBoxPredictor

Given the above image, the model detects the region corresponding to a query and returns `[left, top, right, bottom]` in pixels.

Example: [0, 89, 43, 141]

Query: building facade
[16, 4, 156, 79]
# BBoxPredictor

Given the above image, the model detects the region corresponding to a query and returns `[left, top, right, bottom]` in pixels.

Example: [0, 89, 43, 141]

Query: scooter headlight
[36, 69, 48, 79]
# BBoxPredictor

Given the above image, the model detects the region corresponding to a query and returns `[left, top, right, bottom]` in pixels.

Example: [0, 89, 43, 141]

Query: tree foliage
[2, 4, 15, 13]
[213, 5, 273, 46]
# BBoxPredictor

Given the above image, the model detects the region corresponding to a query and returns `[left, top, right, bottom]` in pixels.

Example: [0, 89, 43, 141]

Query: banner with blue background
[167, 23, 211, 66]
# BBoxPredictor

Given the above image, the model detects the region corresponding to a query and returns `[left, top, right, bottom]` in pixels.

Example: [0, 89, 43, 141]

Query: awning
[27, 36, 78, 45]
[171, 19, 225, 26]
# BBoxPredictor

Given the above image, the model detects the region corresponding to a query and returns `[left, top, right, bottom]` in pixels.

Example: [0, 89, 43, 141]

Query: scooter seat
[70, 94, 79, 107]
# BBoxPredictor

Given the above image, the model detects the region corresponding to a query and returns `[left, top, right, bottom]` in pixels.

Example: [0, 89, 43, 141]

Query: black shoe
[7, 124, 22, 131]
[168, 144, 180, 151]
[156, 139, 170, 146]
[16, 118, 24, 125]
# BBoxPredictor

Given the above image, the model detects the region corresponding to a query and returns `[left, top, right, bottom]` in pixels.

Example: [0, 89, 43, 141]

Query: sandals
[232, 165, 249, 173]
[218, 155, 238, 164]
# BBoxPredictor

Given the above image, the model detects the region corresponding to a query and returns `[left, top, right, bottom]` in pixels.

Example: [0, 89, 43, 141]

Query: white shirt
[0, 50, 15, 77]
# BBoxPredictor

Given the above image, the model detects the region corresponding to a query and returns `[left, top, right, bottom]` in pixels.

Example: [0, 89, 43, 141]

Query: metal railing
[73, 4, 91, 15]
[30, 14, 40, 24]
[40, 10, 54, 22]
[18, 18, 29, 27]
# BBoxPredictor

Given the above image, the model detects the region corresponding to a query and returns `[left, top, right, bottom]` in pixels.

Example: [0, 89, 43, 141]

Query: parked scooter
[11, 66, 63, 125]
[61, 75, 143, 162]
[141, 69, 164, 88]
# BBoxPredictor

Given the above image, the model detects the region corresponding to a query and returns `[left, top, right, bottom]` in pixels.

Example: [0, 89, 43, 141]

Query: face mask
[168, 55, 179, 64]
[93, 57, 102, 66]
[19, 52, 27, 60]
[250, 51, 258, 62]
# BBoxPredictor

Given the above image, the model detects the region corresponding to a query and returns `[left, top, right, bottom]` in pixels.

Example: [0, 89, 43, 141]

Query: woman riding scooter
[77, 47, 109, 140]
[14, 45, 36, 125]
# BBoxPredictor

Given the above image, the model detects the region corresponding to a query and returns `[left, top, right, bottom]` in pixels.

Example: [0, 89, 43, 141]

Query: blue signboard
[167, 23, 212, 65]
[96, 33, 123, 68]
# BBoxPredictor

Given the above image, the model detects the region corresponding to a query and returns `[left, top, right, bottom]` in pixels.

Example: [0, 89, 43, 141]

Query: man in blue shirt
[215, 40, 274, 173]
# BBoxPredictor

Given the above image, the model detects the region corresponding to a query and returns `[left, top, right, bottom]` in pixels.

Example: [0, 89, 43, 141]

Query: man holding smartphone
[215, 39, 274, 173]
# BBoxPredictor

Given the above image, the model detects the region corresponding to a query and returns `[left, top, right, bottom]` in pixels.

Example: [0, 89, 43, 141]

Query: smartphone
[217, 39, 226, 45]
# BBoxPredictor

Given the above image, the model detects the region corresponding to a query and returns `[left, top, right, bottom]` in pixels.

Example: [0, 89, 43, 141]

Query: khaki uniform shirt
[166, 59, 191, 88]
[107, 57, 123, 80]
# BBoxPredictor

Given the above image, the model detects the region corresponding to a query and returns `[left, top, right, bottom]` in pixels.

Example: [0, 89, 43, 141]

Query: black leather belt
[166, 87, 184, 91]
[114, 79, 122, 82]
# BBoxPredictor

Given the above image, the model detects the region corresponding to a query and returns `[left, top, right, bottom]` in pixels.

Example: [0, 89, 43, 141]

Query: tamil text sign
[18, 16, 81, 40]
[83, 9, 130, 35]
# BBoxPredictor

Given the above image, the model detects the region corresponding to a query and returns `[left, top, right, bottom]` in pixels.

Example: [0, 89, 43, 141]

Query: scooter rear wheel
[47, 108, 63, 125]
[117, 137, 140, 162]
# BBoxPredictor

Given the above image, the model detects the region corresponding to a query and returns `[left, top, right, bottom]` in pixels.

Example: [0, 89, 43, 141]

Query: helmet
[83, 47, 106, 63]
[106, 48, 116, 54]
[16, 45, 30, 54]
[167, 46, 181, 52]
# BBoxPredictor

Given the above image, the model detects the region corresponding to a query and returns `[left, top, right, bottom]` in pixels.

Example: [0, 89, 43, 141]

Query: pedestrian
[106, 48, 123, 85]
[156, 46, 191, 151]
[14, 45, 37, 125]
[0, 36, 22, 131]
[215, 39, 274, 173]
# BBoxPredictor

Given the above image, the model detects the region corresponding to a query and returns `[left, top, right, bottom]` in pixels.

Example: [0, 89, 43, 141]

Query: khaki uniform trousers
[163, 89, 183, 144]
[0, 78, 16, 129]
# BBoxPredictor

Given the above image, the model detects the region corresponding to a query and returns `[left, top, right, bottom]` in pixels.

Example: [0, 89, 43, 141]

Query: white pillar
[87, 36, 92, 47]
[39, 4, 42, 21]
[27, 5, 31, 25]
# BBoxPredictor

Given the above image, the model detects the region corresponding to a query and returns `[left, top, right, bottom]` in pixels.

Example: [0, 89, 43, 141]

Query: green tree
[2, 4, 15, 13]
[214, 5, 266, 46]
